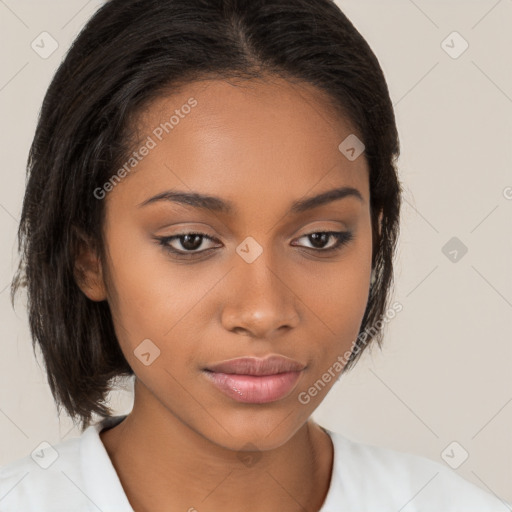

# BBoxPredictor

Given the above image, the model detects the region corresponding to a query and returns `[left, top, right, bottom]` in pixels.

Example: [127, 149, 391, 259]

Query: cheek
[102, 221, 182, 338]
[321, 268, 370, 333]
[302, 233, 372, 333]
[294, 237, 373, 404]
[103, 221, 223, 363]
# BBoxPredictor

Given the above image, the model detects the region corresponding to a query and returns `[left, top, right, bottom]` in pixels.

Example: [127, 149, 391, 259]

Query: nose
[220, 252, 300, 340]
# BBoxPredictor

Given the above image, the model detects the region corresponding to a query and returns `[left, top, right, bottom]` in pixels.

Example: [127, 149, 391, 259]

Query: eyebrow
[137, 186, 363, 214]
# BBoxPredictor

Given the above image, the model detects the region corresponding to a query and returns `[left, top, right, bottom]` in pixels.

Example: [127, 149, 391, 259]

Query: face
[81, 77, 374, 451]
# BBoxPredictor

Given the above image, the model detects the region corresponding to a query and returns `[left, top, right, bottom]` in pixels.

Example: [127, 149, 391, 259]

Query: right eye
[154, 232, 222, 258]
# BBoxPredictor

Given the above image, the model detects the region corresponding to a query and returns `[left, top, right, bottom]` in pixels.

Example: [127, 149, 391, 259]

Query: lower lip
[203, 370, 303, 404]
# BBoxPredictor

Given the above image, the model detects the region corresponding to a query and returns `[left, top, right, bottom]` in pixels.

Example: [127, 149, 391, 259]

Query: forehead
[110, 77, 369, 215]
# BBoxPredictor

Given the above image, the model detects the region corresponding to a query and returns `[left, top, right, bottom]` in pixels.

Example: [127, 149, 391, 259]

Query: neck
[100, 379, 334, 512]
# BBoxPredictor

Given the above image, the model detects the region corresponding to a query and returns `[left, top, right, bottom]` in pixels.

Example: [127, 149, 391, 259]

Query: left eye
[292, 231, 354, 252]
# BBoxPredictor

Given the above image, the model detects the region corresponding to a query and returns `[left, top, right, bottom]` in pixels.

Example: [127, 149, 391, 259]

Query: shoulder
[0, 433, 87, 511]
[0, 415, 132, 512]
[321, 428, 510, 511]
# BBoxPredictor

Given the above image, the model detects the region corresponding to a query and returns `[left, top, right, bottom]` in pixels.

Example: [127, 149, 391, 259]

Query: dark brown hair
[11, 0, 401, 431]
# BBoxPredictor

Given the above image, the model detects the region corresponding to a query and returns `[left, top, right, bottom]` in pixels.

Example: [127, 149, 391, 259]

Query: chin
[197, 406, 309, 452]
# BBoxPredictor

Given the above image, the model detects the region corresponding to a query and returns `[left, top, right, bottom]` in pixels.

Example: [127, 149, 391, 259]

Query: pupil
[182, 234, 202, 250]
[310, 233, 328, 248]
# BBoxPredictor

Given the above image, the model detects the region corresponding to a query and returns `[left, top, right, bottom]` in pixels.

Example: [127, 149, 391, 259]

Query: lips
[205, 355, 306, 376]
[203, 355, 306, 404]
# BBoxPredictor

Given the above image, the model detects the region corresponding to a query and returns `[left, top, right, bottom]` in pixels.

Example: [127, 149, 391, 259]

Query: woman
[1, 0, 507, 510]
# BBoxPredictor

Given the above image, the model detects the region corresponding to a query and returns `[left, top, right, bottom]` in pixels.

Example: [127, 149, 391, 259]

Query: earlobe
[72, 229, 107, 302]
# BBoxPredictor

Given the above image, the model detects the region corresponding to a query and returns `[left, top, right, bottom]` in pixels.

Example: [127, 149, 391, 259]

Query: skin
[75, 76, 378, 512]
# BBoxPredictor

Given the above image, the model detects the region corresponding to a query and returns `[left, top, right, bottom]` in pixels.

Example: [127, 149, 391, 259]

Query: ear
[371, 210, 384, 270]
[72, 228, 107, 302]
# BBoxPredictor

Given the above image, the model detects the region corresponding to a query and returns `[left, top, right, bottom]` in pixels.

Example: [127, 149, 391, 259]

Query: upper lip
[205, 355, 306, 376]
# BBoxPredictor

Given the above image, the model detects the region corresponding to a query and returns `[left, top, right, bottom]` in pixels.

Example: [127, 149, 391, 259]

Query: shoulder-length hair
[11, 0, 401, 431]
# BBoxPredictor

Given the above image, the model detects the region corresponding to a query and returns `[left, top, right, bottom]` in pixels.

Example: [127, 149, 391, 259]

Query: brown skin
[75, 76, 378, 511]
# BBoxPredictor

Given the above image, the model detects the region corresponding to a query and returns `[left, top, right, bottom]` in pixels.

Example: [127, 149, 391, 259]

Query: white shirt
[0, 414, 508, 511]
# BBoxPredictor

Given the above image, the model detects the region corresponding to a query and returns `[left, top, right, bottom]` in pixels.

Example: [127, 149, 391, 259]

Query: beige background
[1, 0, 511, 505]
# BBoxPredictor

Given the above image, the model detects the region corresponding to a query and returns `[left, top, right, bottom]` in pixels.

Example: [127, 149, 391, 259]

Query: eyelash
[154, 230, 354, 259]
